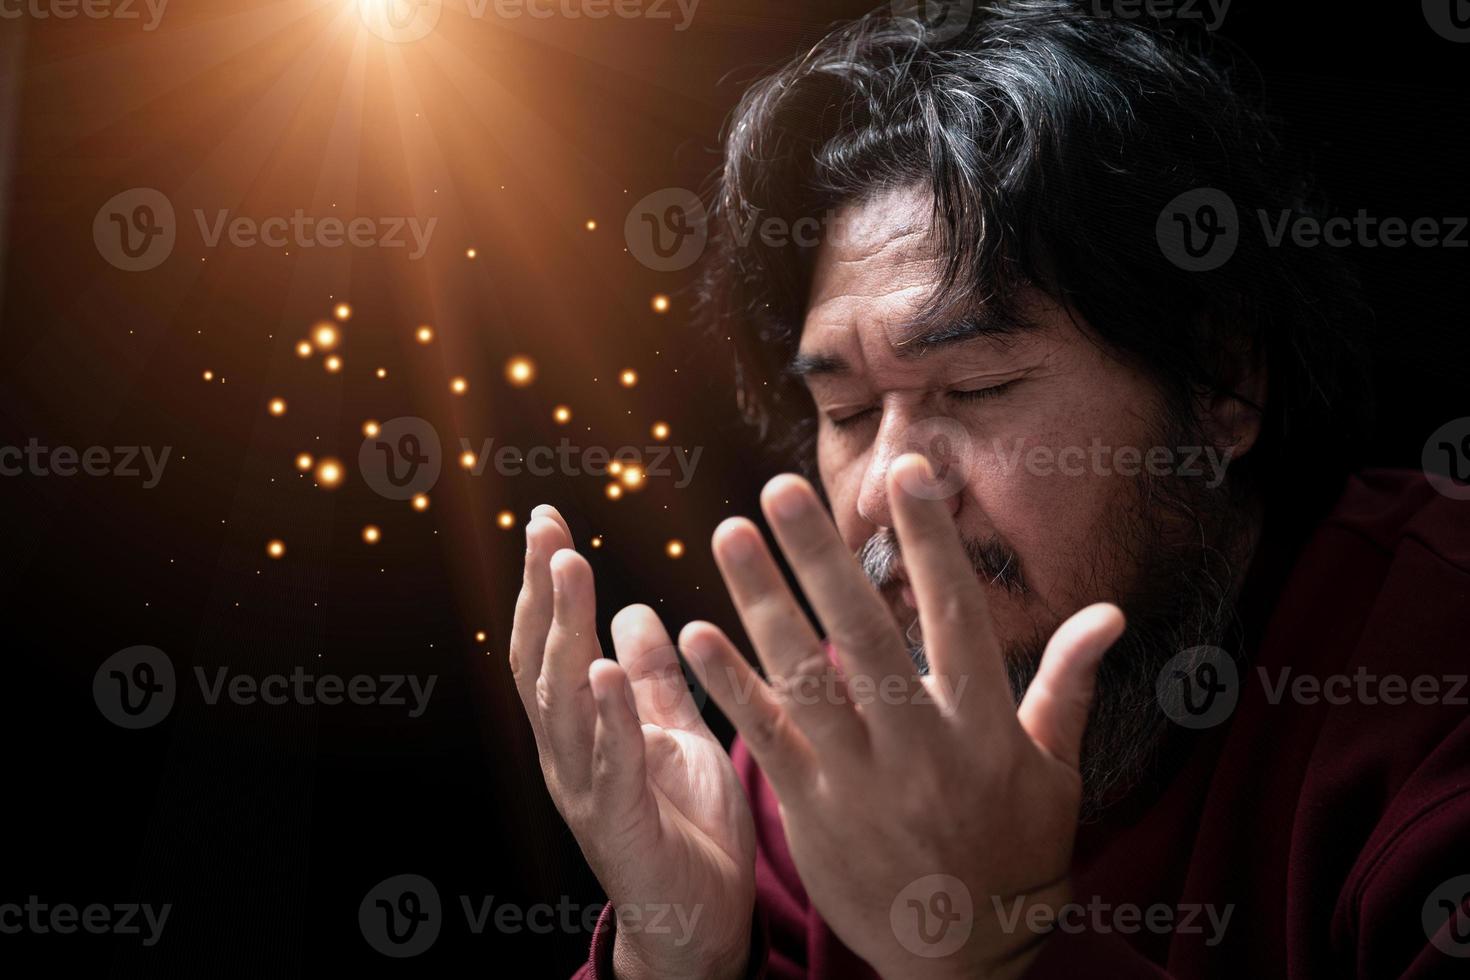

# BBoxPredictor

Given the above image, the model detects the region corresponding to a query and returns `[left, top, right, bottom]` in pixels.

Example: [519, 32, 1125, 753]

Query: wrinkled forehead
[802, 183, 946, 351]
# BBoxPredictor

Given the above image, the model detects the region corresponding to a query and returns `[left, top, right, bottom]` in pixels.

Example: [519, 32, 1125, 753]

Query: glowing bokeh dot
[505, 356, 536, 387]
[475, 630, 488, 643]
[619, 369, 638, 388]
[315, 458, 344, 488]
[465, 248, 477, 259]
[295, 453, 314, 471]
[665, 539, 685, 559]
[268, 398, 287, 416]
[376, 367, 388, 379]
[334, 303, 352, 321]
[590, 536, 603, 549]
[363, 420, 380, 437]
[202, 370, 214, 382]
[585, 219, 597, 231]
[605, 483, 623, 500]
[450, 376, 468, 395]
[620, 465, 644, 489]
[496, 510, 515, 529]
[608, 460, 624, 476]
[267, 539, 286, 559]
[312, 323, 339, 350]
[651, 421, 670, 440]
[295, 341, 313, 358]
[415, 325, 434, 344]
[411, 493, 430, 512]
[362, 525, 381, 544]
[459, 450, 477, 470]
[651, 294, 670, 314]
[325, 355, 343, 373]
[553, 405, 572, 424]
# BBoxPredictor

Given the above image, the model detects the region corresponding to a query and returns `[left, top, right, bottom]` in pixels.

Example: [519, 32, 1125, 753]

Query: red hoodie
[575, 471, 1470, 978]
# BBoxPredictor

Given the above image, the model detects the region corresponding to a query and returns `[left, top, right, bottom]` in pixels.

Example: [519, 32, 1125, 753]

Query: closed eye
[828, 406, 878, 430]
[948, 379, 1018, 403]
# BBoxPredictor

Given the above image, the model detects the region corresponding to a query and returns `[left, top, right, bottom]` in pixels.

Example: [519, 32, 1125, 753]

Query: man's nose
[856, 410, 963, 529]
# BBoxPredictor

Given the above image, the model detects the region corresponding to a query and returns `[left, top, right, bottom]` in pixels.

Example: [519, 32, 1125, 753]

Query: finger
[509, 515, 573, 739]
[531, 503, 573, 543]
[758, 475, 913, 688]
[710, 519, 866, 748]
[611, 604, 712, 737]
[1017, 603, 1126, 770]
[588, 659, 655, 836]
[537, 548, 603, 788]
[889, 454, 1012, 717]
[678, 621, 814, 797]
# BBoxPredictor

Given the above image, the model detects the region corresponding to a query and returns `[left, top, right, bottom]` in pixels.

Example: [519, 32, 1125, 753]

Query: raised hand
[679, 457, 1125, 980]
[508, 505, 756, 980]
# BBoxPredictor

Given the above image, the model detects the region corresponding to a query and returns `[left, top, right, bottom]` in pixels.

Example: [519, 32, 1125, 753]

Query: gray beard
[858, 431, 1248, 820]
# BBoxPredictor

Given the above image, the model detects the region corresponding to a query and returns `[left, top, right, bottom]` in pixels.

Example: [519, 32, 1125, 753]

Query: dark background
[1, 1, 1465, 975]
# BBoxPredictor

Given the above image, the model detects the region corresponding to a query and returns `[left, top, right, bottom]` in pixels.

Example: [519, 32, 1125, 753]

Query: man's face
[799, 183, 1172, 658]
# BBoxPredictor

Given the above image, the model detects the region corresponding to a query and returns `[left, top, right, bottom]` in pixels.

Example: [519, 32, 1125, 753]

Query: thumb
[1016, 603, 1125, 770]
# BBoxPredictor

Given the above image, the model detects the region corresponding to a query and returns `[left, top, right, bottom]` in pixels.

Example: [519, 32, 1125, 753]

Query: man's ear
[1199, 344, 1268, 461]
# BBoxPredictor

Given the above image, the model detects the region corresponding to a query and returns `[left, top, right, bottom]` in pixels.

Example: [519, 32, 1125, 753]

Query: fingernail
[769, 483, 808, 520]
[718, 525, 756, 563]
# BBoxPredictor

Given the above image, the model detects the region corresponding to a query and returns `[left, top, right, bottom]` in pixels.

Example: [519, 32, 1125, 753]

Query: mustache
[856, 526, 1027, 596]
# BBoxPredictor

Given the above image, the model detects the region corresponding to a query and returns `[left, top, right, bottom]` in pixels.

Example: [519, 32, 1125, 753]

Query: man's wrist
[611, 927, 752, 980]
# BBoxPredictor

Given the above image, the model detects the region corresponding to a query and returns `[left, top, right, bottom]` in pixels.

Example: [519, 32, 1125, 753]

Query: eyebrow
[787, 308, 1033, 379]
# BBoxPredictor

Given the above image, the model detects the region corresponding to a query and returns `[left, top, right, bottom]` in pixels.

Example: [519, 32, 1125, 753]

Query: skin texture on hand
[508, 505, 756, 980]
[677, 456, 1126, 979]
